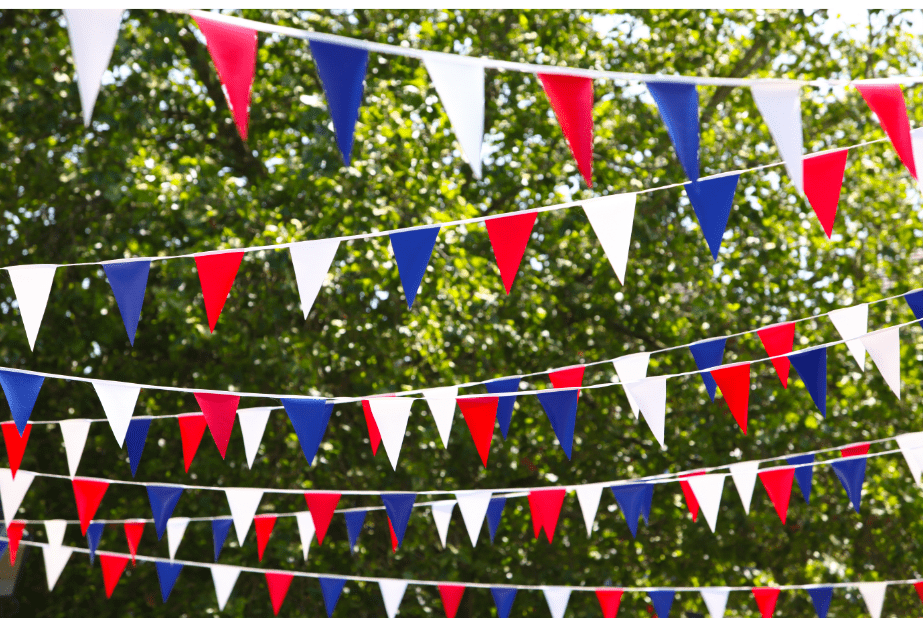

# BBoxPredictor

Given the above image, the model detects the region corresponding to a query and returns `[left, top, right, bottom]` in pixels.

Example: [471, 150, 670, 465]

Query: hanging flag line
[22, 406, 283, 426]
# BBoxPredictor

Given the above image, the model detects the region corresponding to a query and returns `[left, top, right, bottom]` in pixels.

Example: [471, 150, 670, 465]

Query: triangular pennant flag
[6, 265, 57, 352]
[701, 588, 730, 618]
[753, 588, 780, 618]
[458, 396, 499, 466]
[536, 390, 580, 459]
[528, 488, 567, 543]
[93, 380, 140, 448]
[538, 73, 594, 186]
[583, 194, 638, 284]
[858, 582, 887, 618]
[265, 571, 294, 616]
[238, 407, 273, 469]
[861, 328, 901, 398]
[167, 517, 189, 561]
[382, 493, 416, 549]
[125, 416, 152, 477]
[309, 40, 369, 165]
[751, 83, 804, 192]
[45, 520, 67, 549]
[123, 520, 144, 565]
[575, 485, 603, 537]
[6, 521, 24, 565]
[711, 363, 751, 434]
[63, 10, 123, 126]
[689, 338, 727, 401]
[254, 514, 277, 561]
[492, 587, 518, 618]
[678, 471, 704, 522]
[757, 322, 796, 388]
[624, 377, 667, 448]
[0, 371, 44, 435]
[388, 518, 399, 553]
[855, 84, 916, 178]
[649, 590, 675, 618]
[896, 432, 923, 485]
[610, 483, 653, 537]
[60, 419, 91, 478]
[361, 393, 393, 455]
[787, 454, 815, 504]
[423, 387, 459, 449]
[455, 490, 492, 547]
[177, 413, 207, 472]
[295, 512, 315, 561]
[224, 487, 263, 545]
[803, 150, 849, 238]
[282, 398, 334, 465]
[147, 484, 183, 540]
[486, 497, 506, 543]
[102, 260, 150, 345]
[423, 56, 485, 178]
[789, 348, 827, 416]
[211, 518, 233, 562]
[1, 422, 30, 478]
[759, 468, 795, 524]
[485, 212, 538, 294]
[807, 587, 833, 618]
[485, 378, 520, 439]
[439, 584, 465, 618]
[86, 522, 104, 565]
[906, 289, 923, 322]
[192, 16, 257, 141]
[596, 589, 623, 618]
[647, 82, 699, 181]
[684, 175, 740, 261]
[549, 365, 586, 390]
[99, 553, 129, 598]
[832, 443, 870, 513]
[304, 492, 341, 546]
[0, 469, 33, 526]
[42, 545, 73, 591]
[156, 561, 183, 603]
[379, 580, 409, 618]
[344, 510, 367, 553]
[194, 392, 240, 458]
[542, 586, 572, 618]
[431, 500, 455, 548]
[320, 577, 346, 617]
[210, 564, 241, 611]
[193, 251, 244, 332]
[687, 474, 726, 533]
[390, 227, 441, 309]
[829, 304, 869, 370]
[369, 398, 413, 470]
[613, 352, 651, 419]
[289, 239, 340, 319]
[72, 478, 109, 534]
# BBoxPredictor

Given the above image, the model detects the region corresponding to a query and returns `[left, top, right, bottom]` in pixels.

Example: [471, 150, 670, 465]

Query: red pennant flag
[388, 517, 399, 553]
[304, 492, 341, 545]
[99, 553, 129, 599]
[361, 394, 395, 456]
[194, 251, 244, 332]
[457, 396, 499, 467]
[758, 468, 795, 524]
[596, 589, 624, 618]
[678, 471, 706, 522]
[192, 16, 258, 141]
[855, 83, 917, 179]
[528, 488, 567, 543]
[841, 443, 870, 458]
[194, 392, 240, 459]
[485, 212, 537, 294]
[438, 584, 465, 618]
[123, 521, 144, 566]
[6, 521, 24, 565]
[72, 478, 110, 534]
[549, 365, 586, 397]
[254, 514, 277, 561]
[177, 413, 208, 472]
[711, 363, 751, 434]
[265, 571, 295, 616]
[1, 421, 31, 478]
[753, 587, 780, 618]
[538, 73, 594, 187]
[803, 149, 848, 238]
[757, 322, 796, 389]
[914, 581, 923, 606]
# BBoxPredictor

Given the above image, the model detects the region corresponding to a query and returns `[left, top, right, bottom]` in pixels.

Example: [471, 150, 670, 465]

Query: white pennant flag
[912, 128, 923, 189]
[858, 582, 887, 618]
[64, 9, 124, 126]
[541, 586, 572, 618]
[701, 587, 730, 617]
[60, 419, 91, 477]
[210, 564, 242, 611]
[423, 386, 458, 449]
[289, 239, 340, 319]
[6, 264, 57, 351]
[583, 193, 637, 285]
[828, 304, 869, 371]
[751, 83, 804, 193]
[624, 377, 667, 448]
[455, 490, 491, 547]
[431, 500, 455, 548]
[167, 517, 190, 561]
[422, 55, 485, 178]
[0, 468, 35, 526]
[896, 432, 923, 485]
[295, 511, 316, 561]
[728, 461, 759, 514]
[44, 520, 68, 549]
[238, 407, 273, 469]
[575, 485, 603, 537]
[861, 327, 901, 398]
[687, 474, 726, 533]
[92, 380, 140, 447]
[370, 398, 413, 471]
[379, 580, 409, 618]
[42, 545, 74, 591]
[612, 352, 651, 419]
[224, 488, 263, 546]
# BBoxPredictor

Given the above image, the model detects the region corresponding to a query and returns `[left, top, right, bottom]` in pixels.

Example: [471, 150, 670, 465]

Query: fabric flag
[583, 193, 638, 284]
[177, 413, 208, 472]
[310, 40, 369, 165]
[803, 150, 849, 238]
[549, 365, 585, 391]
[542, 586, 572, 618]
[210, 564, 241, 611]
[86, 522, 104, 565]
[147, 484, 183, 540]
[390, 226, 441, 309]
[344, 510, 367, 553]
[194, 251, 244, 332]
[485, 377, 520, 439]
[861, 327, 901, 398]
[282, 398, 334, 465]
[167, 517, 189, 561]
[907, 289, 923, 322]
[649, 590, 675, 618]
[896, 432, 923, 485]
[789, 348, 827, 416]
[828, 304, 869, 370]
[304, 492, 341, 546]
[238, 407, 273, 469]
[423, 386, 458, 449]
[757, 322, 796, 388]
[0, 371, 44, 436]
[528, 488, 567, 543]
[431, 500, 455, 548]
[125, 416, 152, 477]
[486, 497, 506, 543]
[211, 518, 233, 562]
[224, 487, 263, 545]
[93, 380, 140, 447]
[684, 174, 740, 260]
[265, 571, 294, 616]
[678, 471, 704, 522]
[858, 582, 887, 618]
[388, 518, 399, 553]
[192, 16, 257, 141]
[807, 587, 833, 618]
[687, 474, 726, 533]
[1, 422, 30, 478]
[855, 84, 916, 178]
[711, 363, 751, 434]
[485, 212, 537, 294]
[751, 83, 804, 192]
[72, 478, 109, 534]
[123, 520, 144, 564]
[596, 589, 623, 618]
[295, 512, 315, 560]
[423, 55, 485, 177]
[575, 484, 603, 537]
[624, 377, 667, 447]
[458, 396, 499, 466]
[102, 260, 150, 345]
[6, 264, 57, 352]
[758, 467, 795, 524]
[455, 490, 492, 547]
[538, 73, 594, 186]
[492, 587, 518, 618]
[787, 454, 815, 504]
[194, 392, 240, 458]
[254, 514, 277, 561]
[832, 443, 870, 513]
[42, 545, 73, 591]
[6, 521, 24, 565]
[100, 553, 129, 598]
[689, 338, 727, 401]
[60, 419, 91, 478]
[613, 352, 651, 419]
[156, 561, 183, 603]
[647, 81, 699, 181]
[63, 10, 123, 126]
[45, 520, 67, 549]
[439, 584, 465, 618]
[701, 588, 730, 618]
[379, 580, 408, 618]
[361, 394, 393, 456]
[289, 239, 340, 318]
[320, 577, 346, 617]
[0, 469, 34, 526]
[382, 493, 416, 549]
[753, 588, 780, 618]
[369, 398, 413, 470]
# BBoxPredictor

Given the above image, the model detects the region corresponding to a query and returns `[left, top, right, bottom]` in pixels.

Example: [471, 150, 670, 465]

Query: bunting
[575, 484, 603, 537]
[711, 363, 751, 434]
[542, 586, 572, 618]
[381, 493, 416, 549]
[803, 150, 849, 238]
[431, 500, 455, 548]
[390, 227, 441, 309]
[99, 553, 129, 598]
[211, 518, 233, 562]
[538, 73, 594, 186]
[613, 352, 651, 419]
[254, 514, 277, 561]
[194, 392, 240, 458]
[225, 487, 263, 545]
[282, 398, 334, 465]
[455, 490, 492, 547]
[828, 304, 869, 370]
[855, 83, 916, 178]
[310, 40, 369, 165]
[492, 587, 518, 618]
[156, 561, 184, 603]
[123, 521, 144, 564]
[486, 497, 506, 543]
[72, 478, 109, 534]
[701, 588, 730, 618]
[684, 174, 740, 260]
[649, 590, 676, 618]
[423, 56, 485, 177]
[369, 398, 413, 470]
[583, 193, 638, 284]
[789, 348, 827, 416]
[344, 510, 367, 553]
[177, 413, 208, 473]
[596, 589, 623, 618]
[125, 417, 151, 477]
[536, 390, 579, 459]
[289, 240, 340, 318]
[457, 397, 499, 466]
[380, 580, 408, 618]
[304, 492, 341, 545]
[758, 467, 795, 524]
[0, 370, 44, 435]
[861, 327, 901, 397]
[624, 377, 667, 448]
[485, 212, 537, 294]
[167, 517, 189, 561]
[93, 380, 139, 448]
[610, 483, 653, 537]
[295, 511, 315, 560]
[60, 419, 91, 478]
[751, 83, 804, 192]
[807, 587, 833, 618]
[63, 10, 124, 126]
[757, 322, 796, 388]
[787, 454, 815, 504]
[87, 522, 104, 564]
[266, 571, 294, 615]
[687, 473, 726, 533]
[752, 587, 780, 618]
[831, 443, 870, 513]
[439, 584, 465, 618]
[527, 489, 567, 543]
[484, 377, 520, 439]
[1, 422, 30, 478]
[688, 338, 726, 401]
[424, 386, 458, 449]
[42, 544, 73, 591]
[858, 582, 887, 618]
[238, 407, 273, 468]
[647, 81, 699, 181]
[147, 484, 184, 540]
[194, 251, 244, 332]
[210, 564, 241, 611]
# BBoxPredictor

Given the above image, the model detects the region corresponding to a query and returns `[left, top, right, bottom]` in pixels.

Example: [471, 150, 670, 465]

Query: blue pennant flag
[609, 483, 653, 537]
[0, 370, 44, 435]
[831, 457, 868, 513]
[649, 590, 675, 618]
[147, 485, 184, 540]
[683, 174, 740, 261]
[103, 260, 151, 346]
[309, 40, 369, 166]
[688, 338, 727, 402]
[281, 398, 334, 466]
[536, 389, 580, 459]
[126, 417, 152, 477]
[640, 484, 655, 524]
[319, 577, 346, 617]
[344, 510, 367, 554]
[787, 454, 815, 504]
[212, 518, 233, 562]
[905, 290, 923, 322]
[485, 377, 520, 439]
[790, 348, 827, 416]
[491, 587, 518, 618]
[486, 497, 507, 543]
[0, 541, 6, 557]
[155, 561, 183, 603]
[647, 82, 699, 182]
[86, 522, 104, 565]
[389, 227, 441, 309]
[807, 586, 833, 618]
[381, 493, 416, 549]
